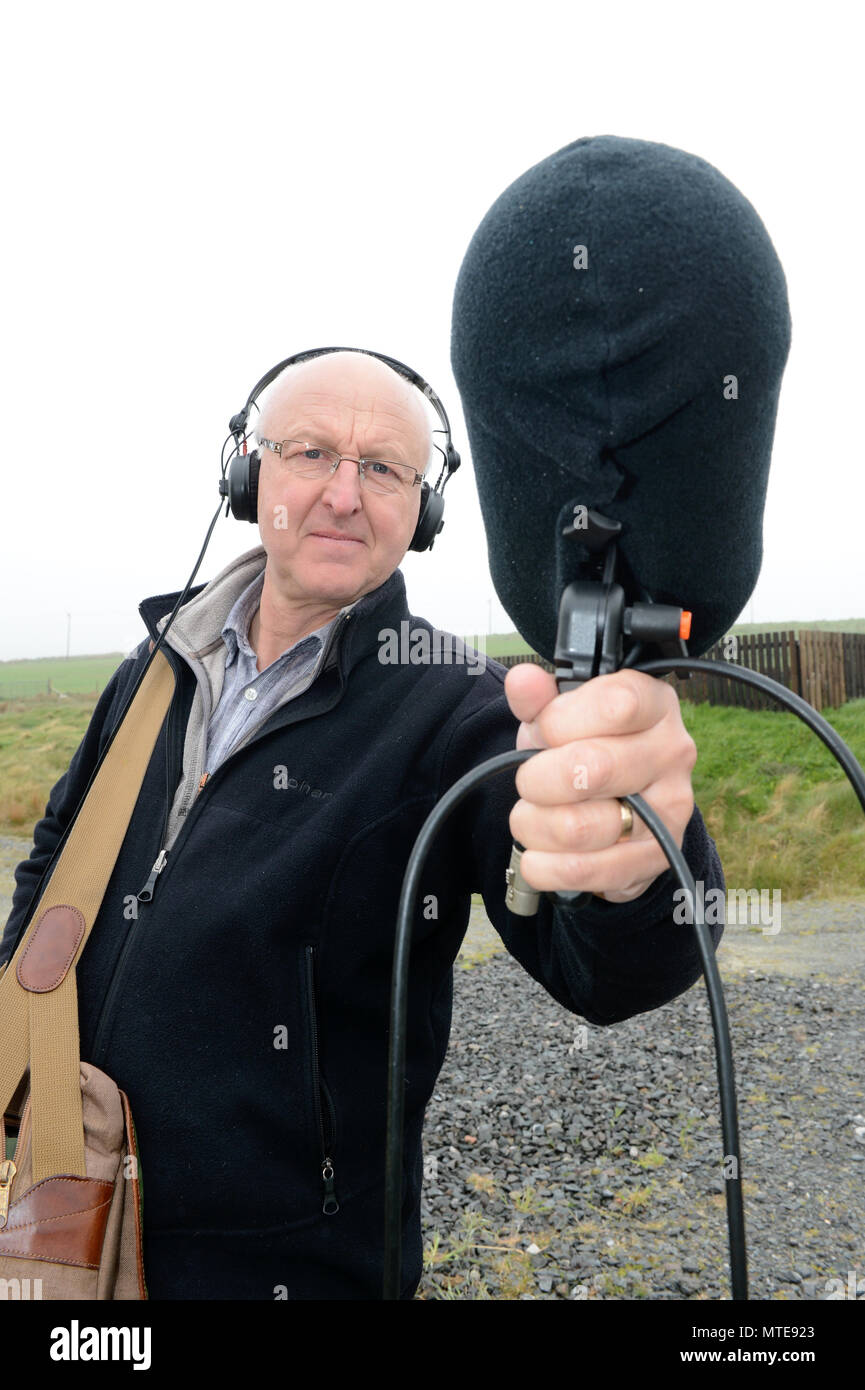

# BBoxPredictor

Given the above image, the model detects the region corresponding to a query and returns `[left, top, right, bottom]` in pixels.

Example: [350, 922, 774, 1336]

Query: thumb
[504, 663, 560, 748]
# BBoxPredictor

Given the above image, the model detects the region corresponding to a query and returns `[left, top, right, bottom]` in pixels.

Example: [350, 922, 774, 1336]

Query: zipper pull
[137, 849, 168, 903]
[321, 1158, 339, 1215]
[197, 772, 209, 796]
[0, 1159, 17, 1228]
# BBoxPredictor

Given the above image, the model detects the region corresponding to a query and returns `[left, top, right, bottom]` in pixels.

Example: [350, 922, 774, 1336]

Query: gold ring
[617, 800, 634, 840]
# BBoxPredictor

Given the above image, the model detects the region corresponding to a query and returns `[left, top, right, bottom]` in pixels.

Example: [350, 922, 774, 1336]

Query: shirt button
[245, 688, 258, 701]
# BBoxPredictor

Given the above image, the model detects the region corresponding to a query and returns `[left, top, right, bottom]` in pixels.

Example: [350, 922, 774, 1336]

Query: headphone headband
[221, 345, 461, 552]
[231, 345, 458, 470]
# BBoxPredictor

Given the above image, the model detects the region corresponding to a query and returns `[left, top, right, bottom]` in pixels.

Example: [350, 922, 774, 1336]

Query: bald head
[249, 348, 437, 641]
[255, 350, 433, 476]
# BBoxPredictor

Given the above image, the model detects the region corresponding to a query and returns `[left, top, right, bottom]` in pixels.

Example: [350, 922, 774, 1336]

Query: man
[0, 350, 724, 1300]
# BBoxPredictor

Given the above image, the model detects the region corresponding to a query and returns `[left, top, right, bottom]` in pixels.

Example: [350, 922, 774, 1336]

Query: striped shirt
[205, 571, 351, 774]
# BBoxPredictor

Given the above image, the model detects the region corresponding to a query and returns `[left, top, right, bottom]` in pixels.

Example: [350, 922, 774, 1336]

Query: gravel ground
[418, 897, 865, 1301]
[3, 836, 863, 1302]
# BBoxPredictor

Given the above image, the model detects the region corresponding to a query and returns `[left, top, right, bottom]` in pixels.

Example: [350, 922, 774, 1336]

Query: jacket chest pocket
[303, 945, 339, 1215]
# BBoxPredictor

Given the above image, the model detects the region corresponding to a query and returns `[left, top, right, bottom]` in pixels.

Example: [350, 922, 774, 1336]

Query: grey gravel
[417, 897, 865, 1301]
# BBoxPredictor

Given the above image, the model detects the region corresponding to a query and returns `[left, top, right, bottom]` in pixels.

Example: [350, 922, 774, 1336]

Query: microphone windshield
[451, 135, 791, 659]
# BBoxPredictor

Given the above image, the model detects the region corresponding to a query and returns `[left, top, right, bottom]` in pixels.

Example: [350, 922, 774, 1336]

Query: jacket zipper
[305, 945, 339, 1215]
[89, 613, 352, 1069]
[135, 690, 182, 903]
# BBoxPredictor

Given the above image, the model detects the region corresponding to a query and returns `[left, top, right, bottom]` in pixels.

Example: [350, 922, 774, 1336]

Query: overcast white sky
[2, 0, 862, 661]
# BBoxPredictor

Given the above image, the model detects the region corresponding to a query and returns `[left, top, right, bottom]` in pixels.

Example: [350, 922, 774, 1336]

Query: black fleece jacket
[0, 566, 725, 1300]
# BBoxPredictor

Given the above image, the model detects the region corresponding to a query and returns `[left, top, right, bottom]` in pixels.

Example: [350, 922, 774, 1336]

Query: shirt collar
[221, 571, 264, 667]
[220, 570, 359, 669]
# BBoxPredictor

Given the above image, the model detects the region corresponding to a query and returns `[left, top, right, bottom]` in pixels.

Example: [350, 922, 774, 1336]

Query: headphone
[218, 346, 461, 552]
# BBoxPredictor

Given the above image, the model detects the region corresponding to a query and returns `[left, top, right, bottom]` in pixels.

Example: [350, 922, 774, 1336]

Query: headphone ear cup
[226, 451, 261, 523]
[409, 481, 445, 552]
[248, 452, 260, 524]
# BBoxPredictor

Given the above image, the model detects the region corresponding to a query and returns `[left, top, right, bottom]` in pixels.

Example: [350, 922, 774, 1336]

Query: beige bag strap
[0, 648, 175, 1182]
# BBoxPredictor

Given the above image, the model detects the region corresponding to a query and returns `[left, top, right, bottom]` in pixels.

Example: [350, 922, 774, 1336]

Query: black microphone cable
[123, 428, 244, 681]
[92, 428, 242, 725]
[637, 658, 865, 806]
[383, 658, 865, 1301]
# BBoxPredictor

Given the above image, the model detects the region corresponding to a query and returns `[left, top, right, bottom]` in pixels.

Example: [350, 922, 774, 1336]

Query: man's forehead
[258, 355, 431, 453]
[276, 385, 414, 420]
[267, 359, 413, 411]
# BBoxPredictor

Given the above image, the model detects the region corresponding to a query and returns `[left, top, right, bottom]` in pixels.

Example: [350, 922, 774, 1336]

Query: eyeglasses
[258, 438, 424, 497]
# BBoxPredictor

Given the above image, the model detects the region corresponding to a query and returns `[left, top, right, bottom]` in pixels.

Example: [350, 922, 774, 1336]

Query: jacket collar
[138, 543, 412, 677]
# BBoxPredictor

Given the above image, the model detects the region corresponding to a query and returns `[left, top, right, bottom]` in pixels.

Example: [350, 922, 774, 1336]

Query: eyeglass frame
[257, 437, 427, 491]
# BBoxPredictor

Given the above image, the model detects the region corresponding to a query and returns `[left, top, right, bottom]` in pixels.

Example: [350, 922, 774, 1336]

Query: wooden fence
[496, 631, 865, 712]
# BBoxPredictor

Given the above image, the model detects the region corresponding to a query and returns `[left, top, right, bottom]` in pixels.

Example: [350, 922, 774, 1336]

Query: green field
[0, 654, 127, 699]
[469, 632, 534, 657]
[468, 618, 865, 659]
[725, 617, 865, 636]
[2, 615, 862, 694]
[679, 696, 865, 902]
[1, 681, 863, 902]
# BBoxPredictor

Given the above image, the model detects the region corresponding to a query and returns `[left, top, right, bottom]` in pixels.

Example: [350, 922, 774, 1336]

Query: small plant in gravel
[493, 1249, 534, 1298]
[618, 1183, 655, 1215]
[599, 1269, 652, 1298]
[510, 1185, 551, 1216]
[678, 1115, 698, 1156]
[424, 1229, 445, 1271]
[636, 1147, 666, 1169]
[421, 1212, 502, 1299]
[570, 1219, 604, 1239]
[466, 1171, 496, 1196]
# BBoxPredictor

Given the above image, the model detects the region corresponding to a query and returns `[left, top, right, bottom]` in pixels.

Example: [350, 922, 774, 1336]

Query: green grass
[5, 618, 862, 685]
[0, 654, 126, 698]
[0, 694, 112, 830]
[468, 617, 865, 660]
[461, 631, 535, 658]
[1, 675, 864, 902]
[635, 1149, 666, 1170]
[681, 696, 865, 899]
[726, 617, 865, 636]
